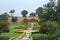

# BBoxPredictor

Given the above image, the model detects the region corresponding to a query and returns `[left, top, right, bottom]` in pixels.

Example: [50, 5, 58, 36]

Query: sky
[0, 0, 49, 16]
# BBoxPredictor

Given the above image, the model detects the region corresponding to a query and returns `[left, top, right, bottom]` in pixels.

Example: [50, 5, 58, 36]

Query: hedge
[18, 32, 26, 39]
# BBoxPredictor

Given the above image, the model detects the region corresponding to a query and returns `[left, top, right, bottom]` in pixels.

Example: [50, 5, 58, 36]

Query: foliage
[32, 33, 47, 40]
[21, 10, 28, 17]
[0, 13, 8, 21]
[22, 18, 27, 24]
[36, 7, 43, 18]
[35, 0, 60, 40]
[36, 0, 60, 22]
[12, 16, 17, 22]
[0, 21, 9, 32]
[0, 24, 22, 39]
[9, 9, 15, 16]
[39, 21, 59, 34]
[38, 21, 60, 40]
[33, 24, 40, 30]
[0, 36, 10, 40]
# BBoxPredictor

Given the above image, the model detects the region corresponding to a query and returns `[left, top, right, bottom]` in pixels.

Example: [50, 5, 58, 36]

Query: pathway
[13, 23, 38, 40]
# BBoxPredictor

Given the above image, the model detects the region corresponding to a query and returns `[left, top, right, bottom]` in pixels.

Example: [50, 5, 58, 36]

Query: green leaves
[21, 10, 28, 17]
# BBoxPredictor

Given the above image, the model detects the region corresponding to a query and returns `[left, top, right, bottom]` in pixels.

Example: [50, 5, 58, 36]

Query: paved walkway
[13, 23, 38, 40]
[13, 28, 33, 40]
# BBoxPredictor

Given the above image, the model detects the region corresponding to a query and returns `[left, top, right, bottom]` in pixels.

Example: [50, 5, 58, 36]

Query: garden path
[13, 23, 38, 40]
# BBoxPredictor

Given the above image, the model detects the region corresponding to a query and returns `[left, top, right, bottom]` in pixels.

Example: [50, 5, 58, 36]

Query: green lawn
[0, 24, 23, 38]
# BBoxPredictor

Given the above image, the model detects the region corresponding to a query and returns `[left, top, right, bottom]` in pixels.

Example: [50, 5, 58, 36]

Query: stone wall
[8, 16, 39, 25]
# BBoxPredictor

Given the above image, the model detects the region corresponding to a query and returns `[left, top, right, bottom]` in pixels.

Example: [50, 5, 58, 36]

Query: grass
[0, 24, 23, 38]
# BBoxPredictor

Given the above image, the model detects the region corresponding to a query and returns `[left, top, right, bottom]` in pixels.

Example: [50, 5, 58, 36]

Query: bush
[12, 16, 17, 22]
[0, 36, 10, 40]
[39, 21, 59, 34]
[0, 21, 9, 32]
[32, 33, 47, 40]
[38, 21, 60, 40]
[33, 24, 40, 30]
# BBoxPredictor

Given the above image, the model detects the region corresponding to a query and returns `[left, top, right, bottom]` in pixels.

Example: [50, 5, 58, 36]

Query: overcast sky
[0, 0, 49, 16]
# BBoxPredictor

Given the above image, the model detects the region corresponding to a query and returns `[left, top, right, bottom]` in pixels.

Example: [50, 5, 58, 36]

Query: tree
[36, 0, 56, 22]
[9, 9, 15, 22]
[9, 9, 15, 16]
[0, 12, 9, 21]
[56, 0, 60, 22]
[21, 10, 28, 17]
[36, 7, 43, 14]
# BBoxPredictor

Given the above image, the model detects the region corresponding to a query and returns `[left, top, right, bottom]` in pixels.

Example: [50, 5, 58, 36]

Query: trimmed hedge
[32, 33, 47, 40]
[14, 25, 27, 30]
[18, 32, 26, 39]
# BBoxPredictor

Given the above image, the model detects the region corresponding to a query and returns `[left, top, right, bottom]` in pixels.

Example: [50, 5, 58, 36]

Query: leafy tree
[0, 12, 9, 21]
[9, 9, 15, 22]
[9, 9, 15, 16]
[21, 10, 28, 17]
[36, 0, 57, 22]
[36, 7, 43, 14]
[56, 0, 60, 22]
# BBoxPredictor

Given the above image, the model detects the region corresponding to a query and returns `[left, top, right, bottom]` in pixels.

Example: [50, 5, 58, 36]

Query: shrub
[0, 21, 9, 32]
[39, 21, 59, 34]
[33, 24, 40, 30]
[0, 36, 10, 40]
[12, 16, 17, 22]
[39, 21, 60, 40]
[32, 33, 47, 40]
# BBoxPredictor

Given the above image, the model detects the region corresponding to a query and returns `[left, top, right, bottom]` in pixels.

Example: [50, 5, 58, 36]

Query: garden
[0, 24, 23, 40]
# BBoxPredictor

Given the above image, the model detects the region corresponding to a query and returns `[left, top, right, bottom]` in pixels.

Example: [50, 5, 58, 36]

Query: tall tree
[56, 0, 60, 22]
[9, 9, 15, 16]
[36, 7, 43, 16]
[37, 0, 56, 22]
[21, 10, 28, 17]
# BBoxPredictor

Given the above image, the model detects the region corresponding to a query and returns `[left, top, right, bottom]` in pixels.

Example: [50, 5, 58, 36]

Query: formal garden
[0, 0, 60, 40]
